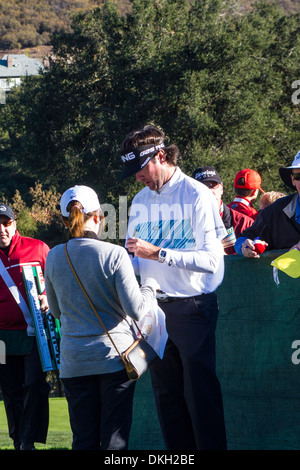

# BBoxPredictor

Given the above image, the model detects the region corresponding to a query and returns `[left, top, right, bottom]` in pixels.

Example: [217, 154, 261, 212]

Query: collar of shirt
[233, 197, 252, 207]
[70, 230, 100, 240]
[150, 166, 181, 196]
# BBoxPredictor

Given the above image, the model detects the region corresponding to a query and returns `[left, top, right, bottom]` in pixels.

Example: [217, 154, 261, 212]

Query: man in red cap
[227, 168, 265, 221]
[235, 150, 300, 257]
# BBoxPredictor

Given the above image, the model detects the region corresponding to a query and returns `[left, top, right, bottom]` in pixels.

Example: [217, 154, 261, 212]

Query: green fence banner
[129, 250, 300, 450]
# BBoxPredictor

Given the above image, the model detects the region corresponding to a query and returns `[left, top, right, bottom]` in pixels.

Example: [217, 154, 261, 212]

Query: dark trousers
[0, 339, 50, 449]
[62, 368, 136, 450]
[151, 293, 227, 450]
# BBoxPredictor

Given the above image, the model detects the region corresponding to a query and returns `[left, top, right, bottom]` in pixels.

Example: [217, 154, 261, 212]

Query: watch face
[158, 249, 167, 262]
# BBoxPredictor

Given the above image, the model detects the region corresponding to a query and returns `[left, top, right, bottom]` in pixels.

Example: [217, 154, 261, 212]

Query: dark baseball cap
[192, 166, 222, 185]
[0, 204, 15, 220]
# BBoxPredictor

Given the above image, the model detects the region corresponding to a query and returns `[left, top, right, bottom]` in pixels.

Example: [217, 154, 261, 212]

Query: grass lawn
[0, 397, 72, 450]
[0, 372, 164, 450]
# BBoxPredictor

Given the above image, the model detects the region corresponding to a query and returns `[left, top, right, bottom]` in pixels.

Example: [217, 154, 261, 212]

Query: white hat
[279, 150, 300, 189]
[60, 185, 101, 217]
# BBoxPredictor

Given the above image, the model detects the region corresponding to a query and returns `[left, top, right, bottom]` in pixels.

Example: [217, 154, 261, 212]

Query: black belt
[157, 296, 178, 303]
[157, 294, 205, 303]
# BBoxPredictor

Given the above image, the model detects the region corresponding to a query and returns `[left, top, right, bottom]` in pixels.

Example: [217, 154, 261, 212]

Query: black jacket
[238, 193, 300, 251]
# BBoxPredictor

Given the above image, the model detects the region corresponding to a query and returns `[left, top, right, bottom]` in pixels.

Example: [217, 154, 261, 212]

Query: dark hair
[120, 124, 179, 166]
[234, 178, 256, 197]
[62, 201, 102, 238]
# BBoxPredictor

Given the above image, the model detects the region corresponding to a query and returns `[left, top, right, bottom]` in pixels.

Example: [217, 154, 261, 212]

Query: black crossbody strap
[64, 243, 129, 364]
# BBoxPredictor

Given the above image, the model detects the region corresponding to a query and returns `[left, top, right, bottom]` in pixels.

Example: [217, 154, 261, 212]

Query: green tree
[1, 0, 300, 224]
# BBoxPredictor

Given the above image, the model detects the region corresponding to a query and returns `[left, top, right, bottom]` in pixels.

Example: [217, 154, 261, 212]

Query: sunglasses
[203, 181, 220, 189]
[292, 173, 300, 181]
[0, 219, 14, 227]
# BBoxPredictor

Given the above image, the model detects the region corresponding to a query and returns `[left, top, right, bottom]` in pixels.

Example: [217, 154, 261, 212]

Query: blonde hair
[62, 201, 104, 238]
[259, 191, 286, 210]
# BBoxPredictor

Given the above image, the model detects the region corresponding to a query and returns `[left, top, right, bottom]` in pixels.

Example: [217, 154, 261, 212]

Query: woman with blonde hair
[45, 185, 159, 450]
[259, 191, 286, 211]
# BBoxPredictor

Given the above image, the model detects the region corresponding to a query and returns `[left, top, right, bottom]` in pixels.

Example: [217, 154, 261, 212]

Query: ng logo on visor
[121, 152, 136, 162]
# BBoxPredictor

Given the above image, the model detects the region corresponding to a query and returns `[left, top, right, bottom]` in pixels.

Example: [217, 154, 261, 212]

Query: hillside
[0, 0, 298, 60]
[239, 0, 299, 13]
[0, 0, 129, 50]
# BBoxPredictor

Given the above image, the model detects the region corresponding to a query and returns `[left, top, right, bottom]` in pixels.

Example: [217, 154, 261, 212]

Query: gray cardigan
[44, 235, 158, 378]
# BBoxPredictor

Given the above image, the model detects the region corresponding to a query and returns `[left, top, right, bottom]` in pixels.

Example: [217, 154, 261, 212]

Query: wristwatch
[158, 249, 167, 263]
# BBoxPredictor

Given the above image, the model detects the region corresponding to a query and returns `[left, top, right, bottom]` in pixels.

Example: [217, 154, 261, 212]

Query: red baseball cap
[234, 168, 265, 193]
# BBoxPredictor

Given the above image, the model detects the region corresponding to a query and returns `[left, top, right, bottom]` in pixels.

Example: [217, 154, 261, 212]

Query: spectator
[259, 191, 286, 211]
[44, 185, 159, 450]
[192, 166, 253, 254]
[0, 204, 50, 450]
[235, 150, 300, 257]
[227, 168, 265, 221]
[121, 125, 227, 450]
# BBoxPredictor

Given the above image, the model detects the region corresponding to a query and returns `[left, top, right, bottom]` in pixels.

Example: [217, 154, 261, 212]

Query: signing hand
[290, 241, 300, 251]
[241, 239, 268, 258]
[126, 237, 160, 260]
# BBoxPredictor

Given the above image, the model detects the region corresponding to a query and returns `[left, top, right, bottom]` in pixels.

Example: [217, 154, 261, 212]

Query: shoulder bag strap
[64, 243, 129, 365]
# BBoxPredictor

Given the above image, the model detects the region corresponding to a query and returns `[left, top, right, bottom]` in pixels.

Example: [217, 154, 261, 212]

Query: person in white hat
[44, 185, 159, 450]
[235, 151, 300, 257]
[279, 150, 300, 190]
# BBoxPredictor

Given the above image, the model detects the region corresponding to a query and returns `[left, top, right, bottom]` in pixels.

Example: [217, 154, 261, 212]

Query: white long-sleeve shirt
[127, 168, 227, 297]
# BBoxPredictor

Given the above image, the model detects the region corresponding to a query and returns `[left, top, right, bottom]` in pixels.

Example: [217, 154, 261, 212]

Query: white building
[0, 54, 45, 104]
